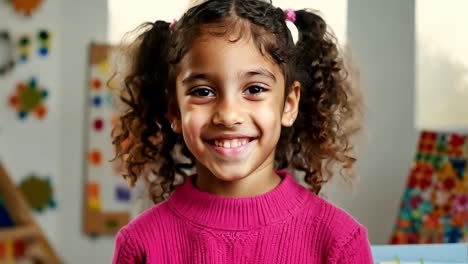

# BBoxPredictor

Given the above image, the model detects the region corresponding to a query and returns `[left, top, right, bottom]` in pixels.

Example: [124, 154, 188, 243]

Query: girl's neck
[194, 164, 282, 198]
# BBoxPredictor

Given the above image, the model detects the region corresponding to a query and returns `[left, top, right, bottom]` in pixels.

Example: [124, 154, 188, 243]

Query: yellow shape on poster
[88, 197, 101, 210]
[438, 162, 456, 180]
[98, 61, 109, 75]
[4, 239, 14, 263]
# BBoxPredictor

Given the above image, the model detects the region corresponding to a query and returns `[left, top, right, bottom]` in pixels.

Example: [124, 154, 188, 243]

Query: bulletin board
[82, 43, 131, 235]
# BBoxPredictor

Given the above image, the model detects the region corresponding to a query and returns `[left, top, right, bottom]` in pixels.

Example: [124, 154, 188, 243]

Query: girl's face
[173, 32, 299, 194]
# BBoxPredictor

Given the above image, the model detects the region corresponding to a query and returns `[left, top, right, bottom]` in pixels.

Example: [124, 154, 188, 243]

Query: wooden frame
[0, 162, 62, 263]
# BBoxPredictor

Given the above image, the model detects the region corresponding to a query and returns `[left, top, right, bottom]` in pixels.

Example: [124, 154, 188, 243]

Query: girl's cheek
[182, 110, 204, 143]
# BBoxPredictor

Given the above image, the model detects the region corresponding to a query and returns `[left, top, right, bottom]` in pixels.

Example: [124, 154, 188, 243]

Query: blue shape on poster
[0, 203, 14, 227]
[116, 186, 131, 202]
[29, 77, 37, 88]
[41, 89, 48, 98]
[450, 158, 467, 180]
[39, 47, 49, 57]
[19, 111, 28, 119]
[446, 227, 462, 243]
[92, 96, 102, 107]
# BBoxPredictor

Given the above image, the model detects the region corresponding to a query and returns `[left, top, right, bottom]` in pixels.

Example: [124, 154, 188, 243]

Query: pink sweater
[112, 170, 373, 263]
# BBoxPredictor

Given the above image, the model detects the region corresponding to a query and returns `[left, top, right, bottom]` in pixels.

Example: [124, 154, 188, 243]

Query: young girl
[112, 0, 372, 263]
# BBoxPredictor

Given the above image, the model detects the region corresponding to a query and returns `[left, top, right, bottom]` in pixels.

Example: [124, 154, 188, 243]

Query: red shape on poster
[91, 79, 102, 90]
[88, 150, 102, 166]
[94, 118, 104, 131]
[14, 240, 26, 257]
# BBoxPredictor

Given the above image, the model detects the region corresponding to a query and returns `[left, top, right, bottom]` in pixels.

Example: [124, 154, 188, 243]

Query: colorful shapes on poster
[18, 175, 56, 212]
[93, 118, 104, 131]
[408, 163, 433, 191]
[115, 186, 131, 202]
[37, 29, 51, 57]
[12, 0, 44, 16]
[86, 183, 101, 210]
[0, 240, 27, 260]
[0, 197, 15, 227]
[418, 131, 437, 153]
[17, 35, 31, 63]
[9, 77, 48, 120]
[88, 149, 102, 166]
[92, 95, 102, 107]
[391, 131, 468, 244]
[90, 79, 102, 90]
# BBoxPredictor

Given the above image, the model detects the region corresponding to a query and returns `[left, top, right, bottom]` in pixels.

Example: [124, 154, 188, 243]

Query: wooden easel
[0, 162, 62, 264]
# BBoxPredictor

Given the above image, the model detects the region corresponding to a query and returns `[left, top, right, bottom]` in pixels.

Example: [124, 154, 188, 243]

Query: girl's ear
[281, 81, 301, 127]
[166, 99, 182, 134]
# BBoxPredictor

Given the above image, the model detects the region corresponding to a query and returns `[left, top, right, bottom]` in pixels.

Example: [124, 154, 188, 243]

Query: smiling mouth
[210, 138, 253, 149]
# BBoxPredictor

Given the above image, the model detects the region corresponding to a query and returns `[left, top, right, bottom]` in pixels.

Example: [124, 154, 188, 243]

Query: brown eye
[190, 88, 215, 97]
[244, 85, 266, 95]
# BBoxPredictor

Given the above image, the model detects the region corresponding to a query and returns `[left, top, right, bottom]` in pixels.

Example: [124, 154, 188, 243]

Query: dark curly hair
[112, 0, 362, 203]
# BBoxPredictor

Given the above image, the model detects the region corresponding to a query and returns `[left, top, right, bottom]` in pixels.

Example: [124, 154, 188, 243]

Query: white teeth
[213, 138, 250, 148]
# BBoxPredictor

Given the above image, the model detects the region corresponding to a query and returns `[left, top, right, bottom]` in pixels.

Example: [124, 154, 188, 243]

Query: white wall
[58, 1, 113, 263]
[324, 0, 418, 245]
[0, 0, 61, 254]
[416, 0, 468, 130]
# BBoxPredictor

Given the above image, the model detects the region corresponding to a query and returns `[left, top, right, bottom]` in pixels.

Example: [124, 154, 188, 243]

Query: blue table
[371, 243, 468, 263]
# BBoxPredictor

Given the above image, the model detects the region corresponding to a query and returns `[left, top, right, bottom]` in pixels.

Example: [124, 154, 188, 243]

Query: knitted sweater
[112, 170, 373, 263]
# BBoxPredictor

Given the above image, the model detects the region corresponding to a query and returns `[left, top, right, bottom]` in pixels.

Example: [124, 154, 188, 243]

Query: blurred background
[1, 0, 467, 263]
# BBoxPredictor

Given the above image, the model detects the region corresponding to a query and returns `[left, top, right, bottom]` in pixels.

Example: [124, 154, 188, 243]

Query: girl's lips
[206, 138, 255, 158]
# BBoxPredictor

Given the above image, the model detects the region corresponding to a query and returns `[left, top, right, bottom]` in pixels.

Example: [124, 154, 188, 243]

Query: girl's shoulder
[121, 200, 173, 234]
[112, 201, 173, 262]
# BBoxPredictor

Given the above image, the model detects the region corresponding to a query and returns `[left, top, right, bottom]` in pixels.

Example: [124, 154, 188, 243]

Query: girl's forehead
[178, 34, 281, 76]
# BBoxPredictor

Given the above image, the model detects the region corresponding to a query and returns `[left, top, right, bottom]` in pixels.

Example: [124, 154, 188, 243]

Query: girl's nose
[212, 97, 244, 128]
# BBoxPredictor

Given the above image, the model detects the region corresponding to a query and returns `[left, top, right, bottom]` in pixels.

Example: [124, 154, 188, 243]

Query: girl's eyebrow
[182, 67, 277, 84]
[240, 67, 276, 82]
[182, 73, 210, 84]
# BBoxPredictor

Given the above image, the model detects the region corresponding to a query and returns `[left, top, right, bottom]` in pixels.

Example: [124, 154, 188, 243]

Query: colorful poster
[83, 44, 131, 235]
[391, 131, 468, 244]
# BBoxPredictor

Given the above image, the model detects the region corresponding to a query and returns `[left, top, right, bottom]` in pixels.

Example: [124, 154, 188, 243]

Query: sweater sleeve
[112, 226, 145, 264]
[328, 226, 374, 264]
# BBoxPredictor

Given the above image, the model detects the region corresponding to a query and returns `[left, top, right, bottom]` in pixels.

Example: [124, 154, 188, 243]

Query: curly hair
[112, 0, 362, 203]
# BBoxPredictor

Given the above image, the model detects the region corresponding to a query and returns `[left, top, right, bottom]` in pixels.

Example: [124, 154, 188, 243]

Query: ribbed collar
[166, 170, 309, 230]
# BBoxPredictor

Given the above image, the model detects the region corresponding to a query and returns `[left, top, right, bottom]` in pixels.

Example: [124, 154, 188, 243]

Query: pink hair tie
[169, 19, 177, 31]
[284, 8, 296, 23]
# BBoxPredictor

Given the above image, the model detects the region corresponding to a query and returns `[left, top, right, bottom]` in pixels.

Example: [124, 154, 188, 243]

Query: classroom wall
[1, 0, 420, 262]
[324, 0, 418, 245]
[0, 0, 61, 254]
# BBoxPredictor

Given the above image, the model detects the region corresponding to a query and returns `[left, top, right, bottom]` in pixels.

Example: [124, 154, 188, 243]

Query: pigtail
[289, 10, 360, 194]
[113, 20, 181, 203]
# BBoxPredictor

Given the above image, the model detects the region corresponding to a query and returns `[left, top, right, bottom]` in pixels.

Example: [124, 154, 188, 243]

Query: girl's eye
[189, 88, 215, 97]
[244, 85, 266, 95]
